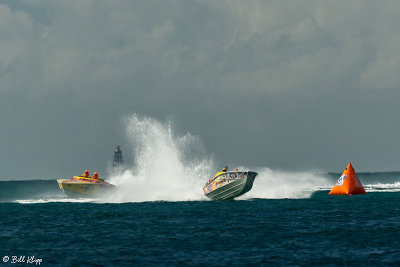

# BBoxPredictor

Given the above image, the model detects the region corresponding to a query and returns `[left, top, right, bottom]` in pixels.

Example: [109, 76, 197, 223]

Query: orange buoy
[329, 162, 366, 195]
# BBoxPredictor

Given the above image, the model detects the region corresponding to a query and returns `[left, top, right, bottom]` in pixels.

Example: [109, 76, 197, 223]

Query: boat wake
[364, 182, 400, 192]
[105, 114, 212, 203]
[238, 168, 331, 199]
[104, 114, 333, 202]
[9, 114, 400, 204]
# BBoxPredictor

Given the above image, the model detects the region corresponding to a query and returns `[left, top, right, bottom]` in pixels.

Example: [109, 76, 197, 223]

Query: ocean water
[1, 177, 400, 266]
[2, 115, 400, 266]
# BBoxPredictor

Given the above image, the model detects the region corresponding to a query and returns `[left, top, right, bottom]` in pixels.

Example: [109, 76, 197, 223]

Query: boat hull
[203, 171, 257, 200]
[57, 179, 115, 198]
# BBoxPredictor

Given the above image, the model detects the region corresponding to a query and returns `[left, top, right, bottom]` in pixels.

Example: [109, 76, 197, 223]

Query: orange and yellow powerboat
[57, 175, 116, 198]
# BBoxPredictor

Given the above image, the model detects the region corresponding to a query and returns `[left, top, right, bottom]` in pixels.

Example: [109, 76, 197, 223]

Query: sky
[1, 0, 400, 179]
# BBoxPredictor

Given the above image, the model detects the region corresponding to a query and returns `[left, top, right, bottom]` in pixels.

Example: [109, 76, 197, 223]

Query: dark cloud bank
[1, 0, 400, 179]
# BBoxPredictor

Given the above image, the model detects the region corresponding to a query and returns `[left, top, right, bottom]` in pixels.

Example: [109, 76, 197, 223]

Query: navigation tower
[112, 145, 125, 168]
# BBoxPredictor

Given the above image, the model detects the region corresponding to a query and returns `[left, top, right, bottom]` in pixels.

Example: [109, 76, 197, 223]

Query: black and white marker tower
[112, 145, 125, 168]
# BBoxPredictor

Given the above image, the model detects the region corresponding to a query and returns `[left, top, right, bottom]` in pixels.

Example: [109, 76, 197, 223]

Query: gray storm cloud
[1, 0, 400, 179]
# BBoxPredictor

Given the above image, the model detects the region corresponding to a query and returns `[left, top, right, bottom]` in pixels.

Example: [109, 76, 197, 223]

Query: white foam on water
[364, 182, 400, 192]
[238, 167, 331, 199]
[102, 114, 337, 202]
[105, 114, 213, 203]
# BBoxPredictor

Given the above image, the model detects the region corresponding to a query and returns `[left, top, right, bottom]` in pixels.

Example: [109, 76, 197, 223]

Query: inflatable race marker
[329, 162, 366, 195]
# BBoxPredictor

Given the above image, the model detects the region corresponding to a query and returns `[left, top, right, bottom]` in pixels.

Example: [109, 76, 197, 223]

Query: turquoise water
[1, 179, 400, 266]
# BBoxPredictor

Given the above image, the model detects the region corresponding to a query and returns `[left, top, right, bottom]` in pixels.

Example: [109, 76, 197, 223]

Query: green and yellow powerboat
[203, 168, 258, 201]
[57, 175, 116, 198]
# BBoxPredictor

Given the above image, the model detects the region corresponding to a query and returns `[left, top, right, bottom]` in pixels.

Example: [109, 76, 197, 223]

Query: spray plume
[105, 114, 331, 202]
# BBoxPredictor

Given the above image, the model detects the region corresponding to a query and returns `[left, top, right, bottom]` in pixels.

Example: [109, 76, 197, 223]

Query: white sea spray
[106, 114, 213, 202]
